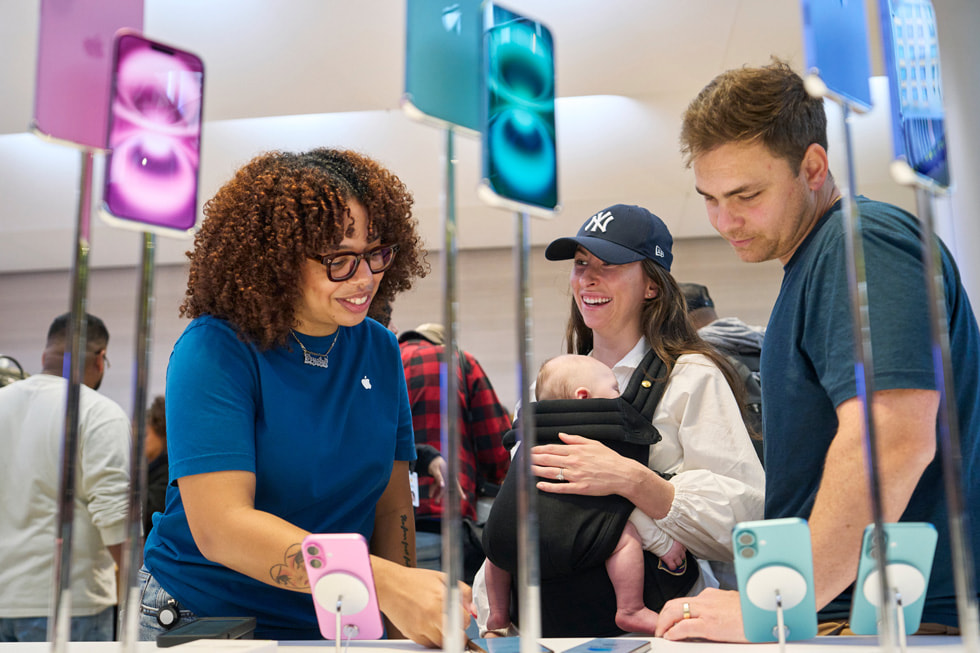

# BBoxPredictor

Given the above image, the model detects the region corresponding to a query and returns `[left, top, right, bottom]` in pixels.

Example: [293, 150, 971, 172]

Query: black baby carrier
[482, 350, 699, 636]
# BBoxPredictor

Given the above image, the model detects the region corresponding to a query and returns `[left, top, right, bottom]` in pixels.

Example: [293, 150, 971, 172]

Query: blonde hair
[536, 354, 613, 401]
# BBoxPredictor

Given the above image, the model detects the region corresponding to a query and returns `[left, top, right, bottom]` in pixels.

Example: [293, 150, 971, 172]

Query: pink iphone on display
[32, 0, 143, 149]
[301, 533, 383, 641]
[101, 31, 204, 236]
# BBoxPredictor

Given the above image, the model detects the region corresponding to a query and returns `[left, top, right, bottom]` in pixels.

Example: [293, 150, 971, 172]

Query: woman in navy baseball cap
[475, 204, 765, 637]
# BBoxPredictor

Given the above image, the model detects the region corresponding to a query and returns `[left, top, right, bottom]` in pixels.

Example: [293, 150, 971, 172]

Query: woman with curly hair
[137, 148, 470, 646]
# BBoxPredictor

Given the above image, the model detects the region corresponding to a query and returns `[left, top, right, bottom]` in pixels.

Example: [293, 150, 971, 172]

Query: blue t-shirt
[144, 315, 416, 639]
[762, 196, 980, 625]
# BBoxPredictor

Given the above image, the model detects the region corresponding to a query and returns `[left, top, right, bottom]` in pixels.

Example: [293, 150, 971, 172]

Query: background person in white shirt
[0, 313, 130, 641]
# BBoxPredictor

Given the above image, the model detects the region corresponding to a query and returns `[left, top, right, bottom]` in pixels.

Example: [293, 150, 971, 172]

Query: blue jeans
[0, 606, 115, 642]
[134, 566, 199, 641]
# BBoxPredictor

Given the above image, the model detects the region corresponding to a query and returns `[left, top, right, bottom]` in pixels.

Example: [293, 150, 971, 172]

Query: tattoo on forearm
[270, 542, 310, 589]
[400, 514, 411, 566]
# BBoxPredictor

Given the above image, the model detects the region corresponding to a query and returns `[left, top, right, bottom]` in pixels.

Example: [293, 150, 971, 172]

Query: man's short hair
[47, 312, 110, 353]
[680, 59, 828, 173]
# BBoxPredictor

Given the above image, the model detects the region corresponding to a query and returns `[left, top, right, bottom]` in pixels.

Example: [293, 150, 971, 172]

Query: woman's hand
[530, 432, 644, 498]
[373, 560, 474, 648]
[654, 589, 748, 642]
[530, 432, 675, 520]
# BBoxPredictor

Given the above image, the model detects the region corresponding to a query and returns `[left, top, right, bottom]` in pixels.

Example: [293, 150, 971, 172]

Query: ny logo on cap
[584, 210, 615, 233]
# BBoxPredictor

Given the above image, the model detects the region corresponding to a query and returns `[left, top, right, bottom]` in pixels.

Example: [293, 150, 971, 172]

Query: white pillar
[933, 1, 980, 304]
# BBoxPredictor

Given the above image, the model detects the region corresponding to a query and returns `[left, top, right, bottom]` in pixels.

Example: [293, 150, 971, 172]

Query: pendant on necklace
[302, 351, 330, 368]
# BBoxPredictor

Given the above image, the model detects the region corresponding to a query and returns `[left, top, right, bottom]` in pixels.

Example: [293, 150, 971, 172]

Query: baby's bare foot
[615, 607, 659, 635]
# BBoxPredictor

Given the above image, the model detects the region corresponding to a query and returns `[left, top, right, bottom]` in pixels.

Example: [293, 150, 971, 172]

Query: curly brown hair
[563, 259, 757, 436]
[180, 148, 428, 349]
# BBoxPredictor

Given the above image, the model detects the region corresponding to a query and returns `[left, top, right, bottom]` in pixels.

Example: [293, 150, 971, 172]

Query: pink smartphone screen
[103, 34, 203, 231]
[33, 0, 143, 149]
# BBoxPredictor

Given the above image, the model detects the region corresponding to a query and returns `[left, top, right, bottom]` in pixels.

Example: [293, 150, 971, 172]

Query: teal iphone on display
[402, 0, 483, 133]
[732, 517, 818, 642]
[478, 3, 558, 216]
[848, 522, 937, 635]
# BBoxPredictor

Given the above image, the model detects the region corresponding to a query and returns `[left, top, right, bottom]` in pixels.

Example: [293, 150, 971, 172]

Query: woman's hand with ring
[654, 589, 748, 642]
[530, 432, 643, 497]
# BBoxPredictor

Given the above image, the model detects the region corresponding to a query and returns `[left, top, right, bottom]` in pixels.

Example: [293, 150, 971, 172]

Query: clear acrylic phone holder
[862, 563, 927, 653]
[745, 565, 809, 653]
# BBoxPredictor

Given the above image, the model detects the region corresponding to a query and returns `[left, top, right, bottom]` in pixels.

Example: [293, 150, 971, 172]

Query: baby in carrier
[482, 354, 688, 635]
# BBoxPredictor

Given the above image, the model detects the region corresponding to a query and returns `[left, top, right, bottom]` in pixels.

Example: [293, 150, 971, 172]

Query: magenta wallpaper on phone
[103, 32, 203, 232]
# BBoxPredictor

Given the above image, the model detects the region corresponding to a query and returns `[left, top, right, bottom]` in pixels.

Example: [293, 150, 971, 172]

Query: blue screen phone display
[482, 4, 557, 212]
[800, 0, 873, 110]
[878, 0, 949, 187]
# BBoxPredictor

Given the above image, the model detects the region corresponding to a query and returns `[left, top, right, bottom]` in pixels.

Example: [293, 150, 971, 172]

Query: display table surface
[0, 636, 966, 653]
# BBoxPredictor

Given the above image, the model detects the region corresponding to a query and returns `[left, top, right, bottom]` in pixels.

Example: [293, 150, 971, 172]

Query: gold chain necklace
[290, 329, 340, 368]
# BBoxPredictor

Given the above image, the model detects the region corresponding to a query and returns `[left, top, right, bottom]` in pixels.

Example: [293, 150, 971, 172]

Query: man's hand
[427, 456, 465, 505]
[427, 456, 448, 503]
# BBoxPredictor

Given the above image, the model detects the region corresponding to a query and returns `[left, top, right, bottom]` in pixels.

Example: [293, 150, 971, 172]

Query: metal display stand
[892, 161, 980, 651]
[119, 232, 157, 652]
[514, 210, 541, 653]
[400, 5, 550, 646]
[439, 128, 464, 653]
[835, 102, 898, 652]
[48, 150, 96, 653]
[804, 72, 896, 651]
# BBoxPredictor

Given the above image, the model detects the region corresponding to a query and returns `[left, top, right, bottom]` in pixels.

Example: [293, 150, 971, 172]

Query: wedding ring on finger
[682, 602, 692, 620]
[557, 468, 565, 482]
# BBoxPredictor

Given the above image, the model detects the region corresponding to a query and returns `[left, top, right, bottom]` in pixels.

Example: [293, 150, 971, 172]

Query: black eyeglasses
[314, 244, 399, 282]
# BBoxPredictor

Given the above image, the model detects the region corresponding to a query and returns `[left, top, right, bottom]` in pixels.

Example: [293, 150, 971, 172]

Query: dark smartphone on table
[477, 3, 558, 217]
[559, 638, 651, 653]
[156, 617, 256, 648]
[101, 30, 204, 237]
[466, 637, 553, 653]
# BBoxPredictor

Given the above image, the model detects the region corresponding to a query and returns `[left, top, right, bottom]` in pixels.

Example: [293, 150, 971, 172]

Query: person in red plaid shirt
[398, 323, 512, 582]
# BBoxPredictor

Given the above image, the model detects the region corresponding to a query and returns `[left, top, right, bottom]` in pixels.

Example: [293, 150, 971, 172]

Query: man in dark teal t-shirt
[652, 60, 980, 642]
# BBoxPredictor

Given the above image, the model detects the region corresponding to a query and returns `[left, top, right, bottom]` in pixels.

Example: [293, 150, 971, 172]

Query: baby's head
[536, 354, 620, 401]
